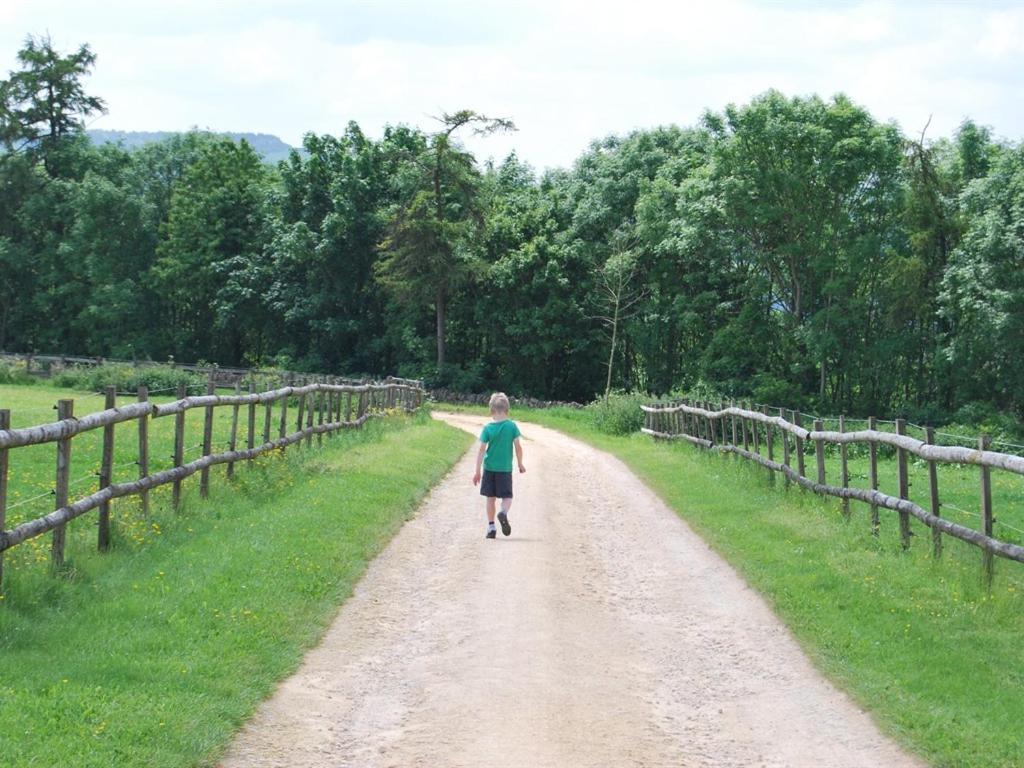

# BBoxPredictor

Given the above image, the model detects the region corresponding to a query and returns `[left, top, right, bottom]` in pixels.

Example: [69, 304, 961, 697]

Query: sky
[2, 0, 1023, 171]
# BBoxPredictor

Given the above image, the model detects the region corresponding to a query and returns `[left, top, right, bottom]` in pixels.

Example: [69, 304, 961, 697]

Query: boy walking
[472, 393, 526, 539]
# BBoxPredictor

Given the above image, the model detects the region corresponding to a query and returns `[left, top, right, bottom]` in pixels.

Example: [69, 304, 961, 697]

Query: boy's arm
[514, 437, 525, 473]
[472, 441, 486, 485]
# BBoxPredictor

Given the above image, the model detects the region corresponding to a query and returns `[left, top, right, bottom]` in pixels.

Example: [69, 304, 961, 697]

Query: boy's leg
[485, 497, 497, 539]
[497, 491, 512, 537]
[486, 496, 497, 523]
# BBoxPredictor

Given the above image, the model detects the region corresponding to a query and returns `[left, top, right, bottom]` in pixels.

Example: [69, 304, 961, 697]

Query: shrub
[683, 378, 727, 405]
[0, 360, 35, 385]
[426, 363, 486, 393]
[587, 392, 648, 435]
[50, 364, 206, 394]
[750, 373, 805, 409]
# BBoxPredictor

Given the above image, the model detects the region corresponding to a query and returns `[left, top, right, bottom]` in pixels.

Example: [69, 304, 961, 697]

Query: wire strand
[4, 489, 54, 511]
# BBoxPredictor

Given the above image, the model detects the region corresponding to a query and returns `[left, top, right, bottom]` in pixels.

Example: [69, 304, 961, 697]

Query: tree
[594, 243, 644, 402]
[152, 138, 269, 362]
[939, 143, 1024, 416]
[704, 91, 905, 408]
[262, 123, 393, 371]
[0, 34, 106, 176]
[377, 110, 514, 370]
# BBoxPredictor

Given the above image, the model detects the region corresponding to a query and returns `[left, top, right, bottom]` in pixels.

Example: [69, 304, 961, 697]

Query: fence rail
[641, 400, 1023, 581]
[0, 378, 425, 591]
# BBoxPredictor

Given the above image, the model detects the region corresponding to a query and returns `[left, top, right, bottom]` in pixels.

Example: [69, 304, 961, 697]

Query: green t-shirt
[480, 419, 521, 472]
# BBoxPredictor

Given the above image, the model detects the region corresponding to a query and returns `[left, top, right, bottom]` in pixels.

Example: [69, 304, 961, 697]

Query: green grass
[469, 404, 1023, 768]
[0, 383, 350, 572]
[0, 407, 472, 767]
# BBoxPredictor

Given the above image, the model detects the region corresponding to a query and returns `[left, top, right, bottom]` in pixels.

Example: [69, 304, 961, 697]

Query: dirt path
[220, 413, 924, 768]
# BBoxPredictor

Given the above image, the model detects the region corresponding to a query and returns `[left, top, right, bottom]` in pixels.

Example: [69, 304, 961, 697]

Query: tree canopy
[2, 37, 1023, 424]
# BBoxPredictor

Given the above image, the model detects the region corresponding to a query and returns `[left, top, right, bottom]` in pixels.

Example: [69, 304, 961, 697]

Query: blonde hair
[488, 392, 510, 414]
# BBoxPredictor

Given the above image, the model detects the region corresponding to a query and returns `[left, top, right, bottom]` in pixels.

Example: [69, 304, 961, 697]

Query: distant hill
[87, 129, 302, 164]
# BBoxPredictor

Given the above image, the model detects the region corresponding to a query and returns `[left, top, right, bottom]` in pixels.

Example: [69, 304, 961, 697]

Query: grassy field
[0, 382, 273, 573]
[450, 403, 1023, 768]
[0, 392, 472, 767]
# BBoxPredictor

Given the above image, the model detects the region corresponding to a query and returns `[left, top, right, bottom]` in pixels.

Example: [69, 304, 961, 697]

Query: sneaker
[497, 511, 511, 537]
[486, 528, 497, 539]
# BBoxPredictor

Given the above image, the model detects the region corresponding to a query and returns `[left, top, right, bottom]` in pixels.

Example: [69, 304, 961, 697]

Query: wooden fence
[0, 351, 408, 388]
[641, 400, 1024, 583]
[0, 378, 425, 590]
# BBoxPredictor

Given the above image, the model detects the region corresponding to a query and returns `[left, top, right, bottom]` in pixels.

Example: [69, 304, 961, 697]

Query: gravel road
[219, 413, 924, 768]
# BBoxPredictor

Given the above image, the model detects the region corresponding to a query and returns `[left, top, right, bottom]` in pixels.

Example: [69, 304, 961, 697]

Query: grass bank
[0, 410, 472, 767]
[487, 404, 1023, 768]
[0, 382, 266, 573]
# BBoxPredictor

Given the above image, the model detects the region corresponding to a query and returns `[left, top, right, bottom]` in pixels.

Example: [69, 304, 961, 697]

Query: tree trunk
[436, 286, 446, 369]
[604, 296, 620, 403]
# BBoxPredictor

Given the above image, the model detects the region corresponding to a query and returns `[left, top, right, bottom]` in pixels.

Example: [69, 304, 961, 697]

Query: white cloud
[2, 0, 1023, 169]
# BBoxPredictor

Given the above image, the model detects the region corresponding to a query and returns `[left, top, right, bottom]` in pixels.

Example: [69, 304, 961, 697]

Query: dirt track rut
[219, 413, 923, 768]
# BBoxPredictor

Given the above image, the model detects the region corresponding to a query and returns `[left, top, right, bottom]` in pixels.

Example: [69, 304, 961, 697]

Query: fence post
[172, 382, 186, 509]
[868, 416, 879, 535]
[346, 392, 354, 423]
[306, 389, 315, 447]
[278, 391, 289, 452]
[0, 409, 9, 593]
[52, 398, 74, 567]
[730, 401, 738, 448]
[839, 415, 850, 519]
[742, 404, 750, 452]
[979, 435, 994, 586]
[751, 403, 760, 455]
[295, 390, 306, 445]
[326, 391, 334, 437]
[97, 386, 116, 550]
[814, 419, 826, 486]
[896, 418, 910, 550]
[227, 382, 241, 479]
[793, 411, 806, 480]
[263, 398, 273, 445]
[200, 380, 215, 499]
[247, 382, 257, 455]
[763, 405, 774, 484]
[137, 386, 150, 516]
[926, 426, 942, 558]
[779, 407, 791, 488]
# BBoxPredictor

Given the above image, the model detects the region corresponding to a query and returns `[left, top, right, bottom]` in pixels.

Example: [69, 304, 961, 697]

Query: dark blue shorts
[480, 470, 513, 499]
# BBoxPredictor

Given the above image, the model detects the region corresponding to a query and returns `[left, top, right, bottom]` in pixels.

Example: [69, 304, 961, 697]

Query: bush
[587, 392, 648, 435]
[426, 363, 486, 393]
[0, 360, 35, 385]
[683, 378, 727, 405]
[750, 373, 804, 409]
[50, 364, 206, 394]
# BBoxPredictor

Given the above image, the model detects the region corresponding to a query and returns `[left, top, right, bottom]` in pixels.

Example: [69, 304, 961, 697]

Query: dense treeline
[2, 36, 1022, 422]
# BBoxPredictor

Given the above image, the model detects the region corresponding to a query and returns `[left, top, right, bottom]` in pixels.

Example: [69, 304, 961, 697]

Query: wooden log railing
[0, 379, 425, 588]
[640, 400, 1024, 581]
